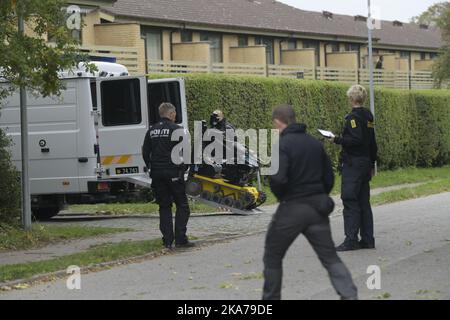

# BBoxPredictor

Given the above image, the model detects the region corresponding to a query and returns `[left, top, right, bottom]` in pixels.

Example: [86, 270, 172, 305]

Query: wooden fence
[144, 59, 445, 90]
[80, 45, 140, 75]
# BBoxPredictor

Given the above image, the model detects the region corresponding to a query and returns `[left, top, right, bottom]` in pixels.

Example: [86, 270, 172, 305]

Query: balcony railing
[148, 59, 445, 90]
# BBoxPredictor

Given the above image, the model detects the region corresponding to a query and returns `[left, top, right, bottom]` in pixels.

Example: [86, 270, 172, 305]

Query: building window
[238, 35, 248, 47]
[430, 53, 438, 60]
[143, 29, 162, 61]
[180, 30, 193, 42]
[200, 32, 223, 63]
[48, 13, 83, 43]
[344, 43, 359, 52]
[400, 51, 410, 58]
[287, 39, 297, 50]
[329, 43, 340, 53]
[302, 40, 320, 67]
[101, 79, 142, 127]
[420, 52, 427, 60]
[255, 36, 274, 64]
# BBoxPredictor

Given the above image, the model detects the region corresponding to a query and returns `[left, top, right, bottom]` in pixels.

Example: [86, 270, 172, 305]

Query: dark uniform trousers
[341, 156, 375, 245]
[152, 170, 191, 246]
[263, 199, 358, 300]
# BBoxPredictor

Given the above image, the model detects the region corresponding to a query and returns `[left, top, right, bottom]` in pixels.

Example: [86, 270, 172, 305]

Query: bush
[0, 129, 21, 224]
[150, 74, 450, 169]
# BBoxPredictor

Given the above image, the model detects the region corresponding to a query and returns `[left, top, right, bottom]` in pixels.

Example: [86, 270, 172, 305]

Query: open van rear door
[96, 76, 148, 179]
[147, 78, 188, 130]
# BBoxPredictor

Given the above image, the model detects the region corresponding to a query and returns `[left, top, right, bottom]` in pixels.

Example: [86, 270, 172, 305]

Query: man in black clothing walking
[332, 85, 378, 252]
[263, 105, 357, 300]
[142, 103, 192, 249]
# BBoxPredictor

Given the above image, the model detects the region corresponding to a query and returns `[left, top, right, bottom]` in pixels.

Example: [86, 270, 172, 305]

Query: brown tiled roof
[106, 0, 442, 50]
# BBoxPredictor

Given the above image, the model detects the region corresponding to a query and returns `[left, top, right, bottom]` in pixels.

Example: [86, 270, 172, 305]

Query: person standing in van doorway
[142, 103, 193, 250]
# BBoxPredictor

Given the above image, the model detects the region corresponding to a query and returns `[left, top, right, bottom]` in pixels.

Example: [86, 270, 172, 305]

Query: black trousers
[152, 173, 191, 246]
[263, 199, 358, 300]
[341, 157, 375, 245]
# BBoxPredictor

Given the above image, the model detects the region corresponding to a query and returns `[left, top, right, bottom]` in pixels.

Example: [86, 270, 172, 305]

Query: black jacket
[142, 118, 187, 177]
[270, 124, 335, 202]
[334, 107, 378, 167]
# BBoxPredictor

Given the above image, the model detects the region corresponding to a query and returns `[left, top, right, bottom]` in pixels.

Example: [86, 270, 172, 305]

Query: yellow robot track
[186, 174, 266, 214]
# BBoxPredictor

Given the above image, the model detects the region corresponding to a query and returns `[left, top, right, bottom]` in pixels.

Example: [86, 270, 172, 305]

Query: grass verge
[0, 224, 132, 252]
[69, 200, 216, 216]
[69, 185, 278, 215]
[332, 165, 450, 194]
[0, 239, 162, 284]
[68, 166, 450, 214]
[371, 177, 450, 206]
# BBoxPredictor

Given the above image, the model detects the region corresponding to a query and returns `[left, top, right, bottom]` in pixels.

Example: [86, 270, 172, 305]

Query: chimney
[354, 15, 367, 22]
[322, 11, 333, 20]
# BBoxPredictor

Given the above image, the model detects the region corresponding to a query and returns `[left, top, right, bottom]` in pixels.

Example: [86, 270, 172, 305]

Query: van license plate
[115, 167, 139, 175]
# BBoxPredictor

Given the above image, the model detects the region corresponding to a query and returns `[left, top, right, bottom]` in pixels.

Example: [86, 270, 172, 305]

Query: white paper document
[318, 129, 335, 139]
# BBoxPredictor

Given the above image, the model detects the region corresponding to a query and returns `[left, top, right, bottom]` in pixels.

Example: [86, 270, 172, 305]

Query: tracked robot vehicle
[186, 121, 266, 214]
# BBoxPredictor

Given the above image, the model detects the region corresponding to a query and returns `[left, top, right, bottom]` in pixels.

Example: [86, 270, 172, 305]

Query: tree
[0, 130, 20, 225]
[412, 2, 450, 86]
[0, 0, 94, 224]
[411, 2, 449, 26]
[0, 0, 95, 99]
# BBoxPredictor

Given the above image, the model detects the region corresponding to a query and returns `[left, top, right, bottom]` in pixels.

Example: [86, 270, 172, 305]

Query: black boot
[336, 241, 360, 252]
[359, 240, 376, 250]
[262, 268, 283, 300]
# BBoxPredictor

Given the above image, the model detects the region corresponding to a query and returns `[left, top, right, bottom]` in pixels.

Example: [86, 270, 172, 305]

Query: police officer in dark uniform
[263, 105, 358, 300]
[332, 85, 378, 252]
[142, 103, 193, 249]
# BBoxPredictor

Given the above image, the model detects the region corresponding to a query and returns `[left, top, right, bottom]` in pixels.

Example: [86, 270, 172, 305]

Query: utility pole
[367, 0, 377, 175]
[18, 9, 32, 231]
[367, 0, 375, 118]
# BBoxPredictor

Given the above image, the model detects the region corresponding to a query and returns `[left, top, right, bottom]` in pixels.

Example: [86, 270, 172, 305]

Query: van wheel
[32, 208, 60, 221]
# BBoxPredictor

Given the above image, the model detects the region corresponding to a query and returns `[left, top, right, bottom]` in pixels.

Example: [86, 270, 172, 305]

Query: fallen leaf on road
[375, 292, 391, 300]
[13, 283, 30, 290]
[405, 241, 412, 246]
[220, 283, 234, 289]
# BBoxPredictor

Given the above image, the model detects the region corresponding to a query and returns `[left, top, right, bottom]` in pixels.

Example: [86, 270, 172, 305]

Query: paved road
[1, 192, 449, 300]
[0, 183, 424, 266]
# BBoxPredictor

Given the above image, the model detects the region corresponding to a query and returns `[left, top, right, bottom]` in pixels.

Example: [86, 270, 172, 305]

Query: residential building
[37, 0, 446, 88]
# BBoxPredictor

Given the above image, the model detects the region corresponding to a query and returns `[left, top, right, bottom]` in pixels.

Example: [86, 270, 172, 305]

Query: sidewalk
[0, 183, 425, 267]
[2, 191, 449, 300]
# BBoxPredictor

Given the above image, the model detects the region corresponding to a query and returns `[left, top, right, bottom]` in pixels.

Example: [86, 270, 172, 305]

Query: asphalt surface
[1, 192, 449, 300]
[0, 183, 423, 266]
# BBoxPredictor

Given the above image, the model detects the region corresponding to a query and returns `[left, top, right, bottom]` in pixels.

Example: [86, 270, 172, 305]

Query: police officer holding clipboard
[328, 85, 378, 252]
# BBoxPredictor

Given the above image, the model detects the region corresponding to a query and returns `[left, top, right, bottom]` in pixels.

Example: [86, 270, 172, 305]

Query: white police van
[0, 62, 188, 219]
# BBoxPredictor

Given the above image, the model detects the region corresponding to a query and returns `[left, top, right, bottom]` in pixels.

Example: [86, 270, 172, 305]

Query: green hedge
[153, 74, 450, 169]
[0, 129, 21, 224]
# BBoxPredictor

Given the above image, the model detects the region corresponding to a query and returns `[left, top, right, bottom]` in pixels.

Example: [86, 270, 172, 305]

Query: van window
[148, 81, 182, 125]
[101, 79, 142, 126]
[90, 81, 97, 111]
